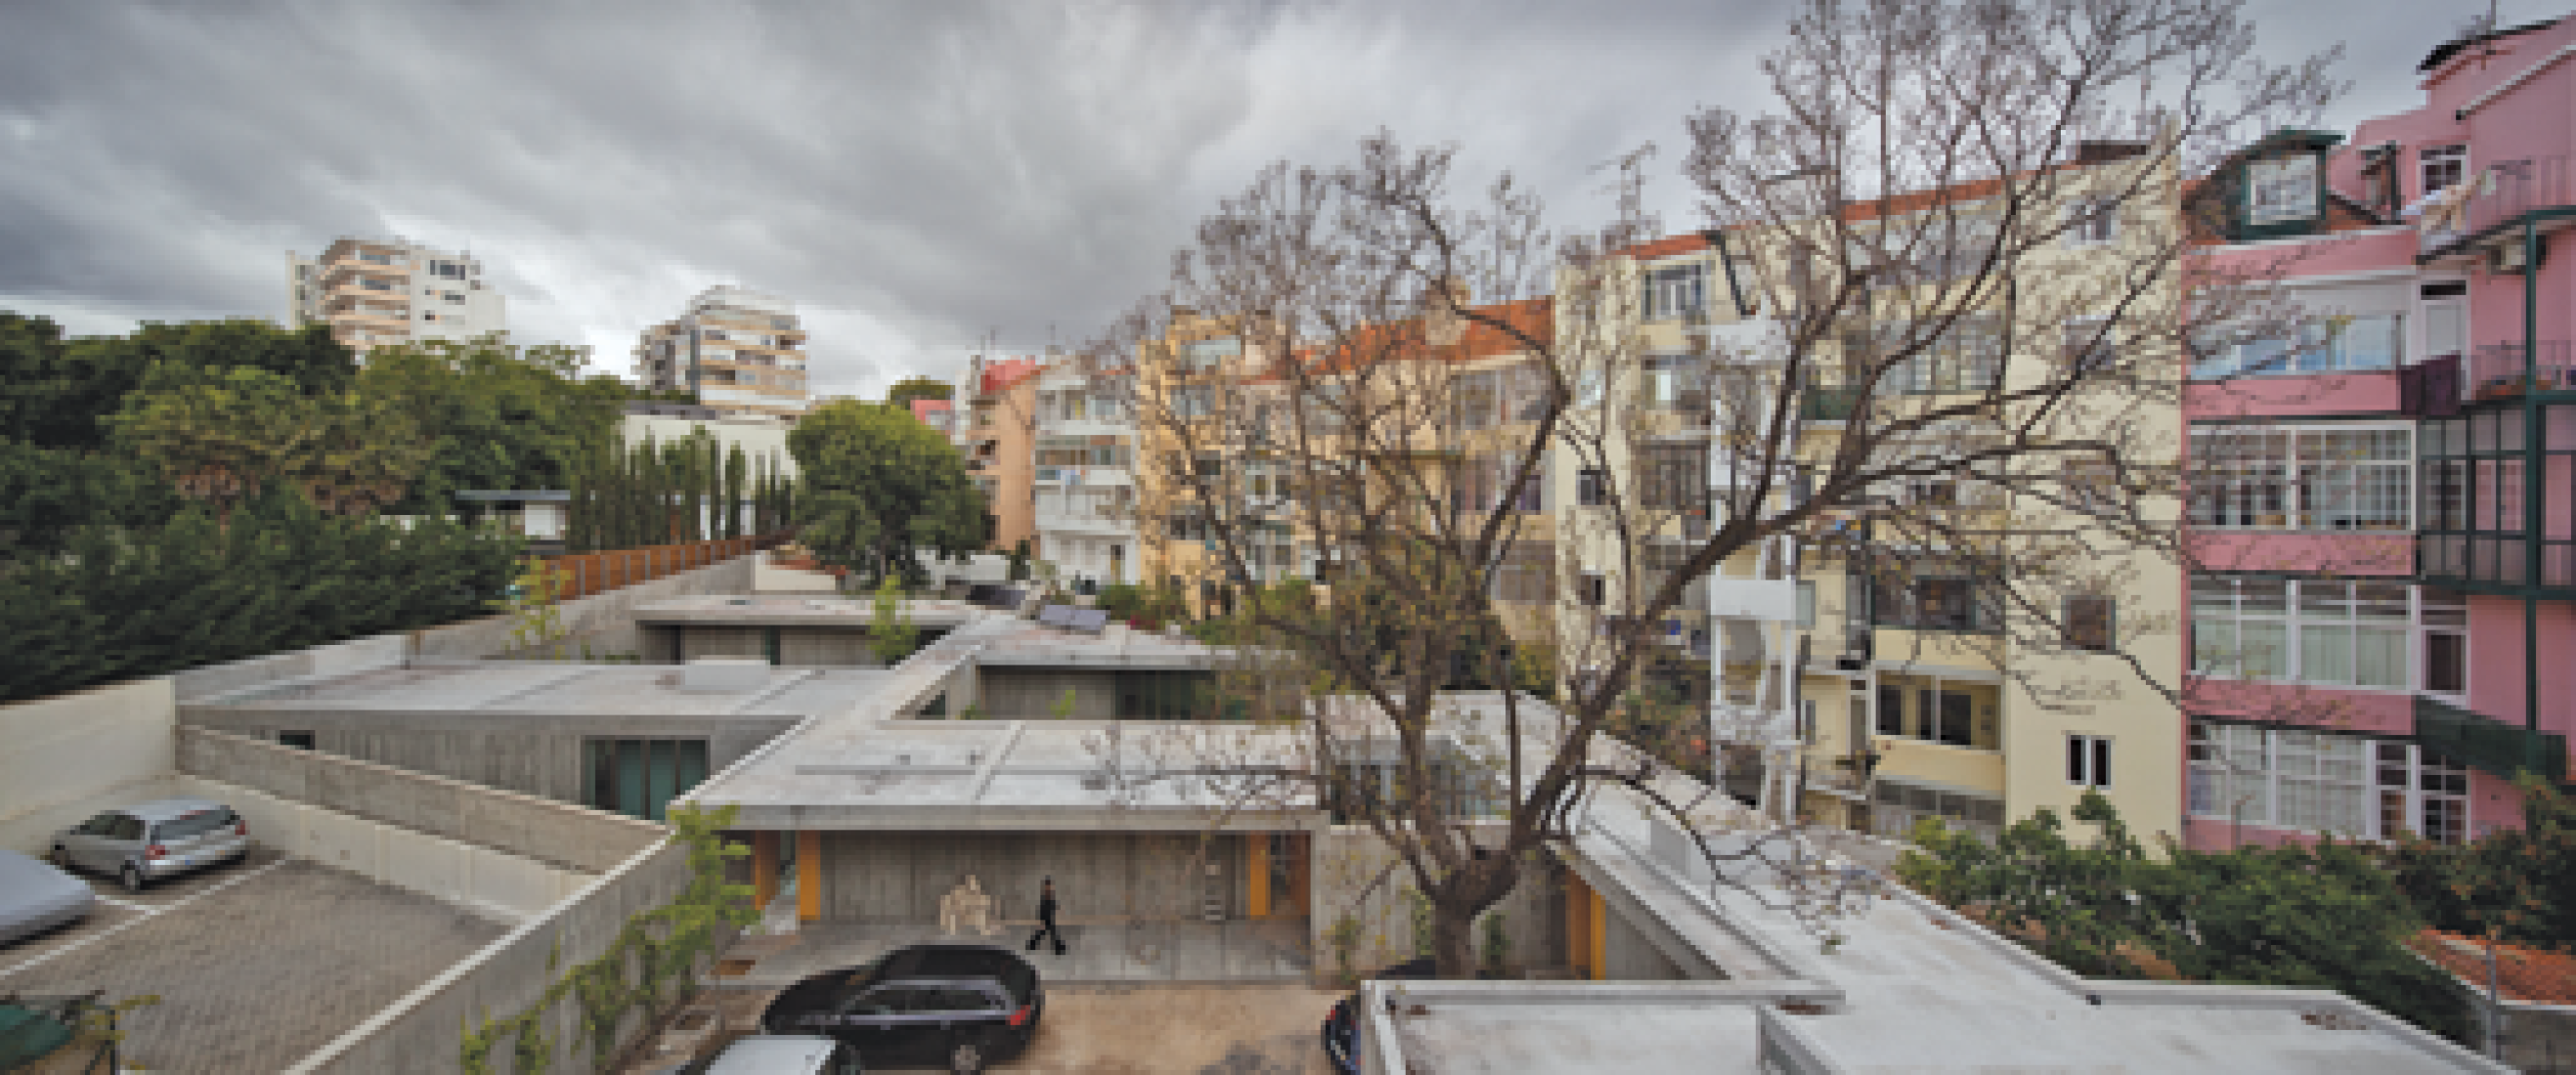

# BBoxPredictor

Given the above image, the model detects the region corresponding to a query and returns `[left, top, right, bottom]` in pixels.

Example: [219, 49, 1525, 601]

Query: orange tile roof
[978, 357, 1042, 395]
[1619, 233, 1715, 261]
[1300, 297, 1554, 374]
[2411, 930, 2576, 1006]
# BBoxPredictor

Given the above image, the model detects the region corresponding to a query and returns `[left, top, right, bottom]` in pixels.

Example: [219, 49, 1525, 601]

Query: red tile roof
[978, 357, 1042, 396]
[1619, 233, 1715, 261]
[1300, 297, 1554, 374]
[2411, 930, 2576, 1006]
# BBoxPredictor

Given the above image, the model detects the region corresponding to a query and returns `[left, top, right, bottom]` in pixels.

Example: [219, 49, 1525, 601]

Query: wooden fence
[543, 534, 786, 599]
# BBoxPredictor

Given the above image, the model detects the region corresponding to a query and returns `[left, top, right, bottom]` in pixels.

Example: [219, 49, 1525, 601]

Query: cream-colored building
[1682, 150, 2188, 843]
[286, 236, 507, 355]
[633, 286, 811, 419]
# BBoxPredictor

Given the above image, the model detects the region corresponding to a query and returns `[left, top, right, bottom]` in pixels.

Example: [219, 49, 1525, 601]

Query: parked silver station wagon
[50, 798, 250, 891]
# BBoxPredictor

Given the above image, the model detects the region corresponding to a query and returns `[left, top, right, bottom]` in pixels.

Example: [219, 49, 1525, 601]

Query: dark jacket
[1037, 891, 1059, 922]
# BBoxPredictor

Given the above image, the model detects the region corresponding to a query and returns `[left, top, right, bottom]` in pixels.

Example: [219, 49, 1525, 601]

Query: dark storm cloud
[0, 0, 2515, 397]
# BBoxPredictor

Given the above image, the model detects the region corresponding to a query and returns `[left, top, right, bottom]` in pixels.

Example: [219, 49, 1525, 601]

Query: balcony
[2462, 341, 2576, 402]
[2418, 156, 2575, 258]
[2418, 534, 2576, 592]
[1800, 385, 1862, 422]
[2414, 696, 2567, 784]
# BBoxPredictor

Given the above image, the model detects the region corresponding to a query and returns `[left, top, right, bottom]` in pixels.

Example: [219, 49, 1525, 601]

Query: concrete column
[1247, 834, 1271, 919]
[1564, 871, 1592, 977]
[751, 832, 780, 911]
[797, 830, 823, 923]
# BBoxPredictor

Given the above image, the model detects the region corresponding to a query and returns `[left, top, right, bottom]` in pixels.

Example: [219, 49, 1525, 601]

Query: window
[2420, 145, 2467, 197]
[586, 738, 712, 821]
[1639, 444, 1708, 511]
[2189, 424, 2411, 531]
[2191, 576, 2427, 690]
[2064, 596, 2115, 652]
[2068, 734, 2114, 788]
[1889, 319, 1999, 393]
[1577, 468, 1609, 508]
[2067, 197, 2119, 245]
[2194, 315, 2404, 379]
[1796, 580, 1817, 629]
[1642, 263, 1708, 321]
[2063, 318, 2118, 374]
[279, 730, 316, 750]
[1454, 368, 1501, 430]
[2247, 153, 2318, 225]
[445, 291, 465, 304]
[429, 260, 468, 280]
[1638, 354, 1712, 411]
[2190, 722, 2396, 839]
[1179, 337, 1241, 373]
[1870, 562, 2000, 632]
[2420, 587, 2467, 696]
[1875, 684, 1905, 737]
[1580, 572, 1607, 607]
[1171, 385, 1215, 419]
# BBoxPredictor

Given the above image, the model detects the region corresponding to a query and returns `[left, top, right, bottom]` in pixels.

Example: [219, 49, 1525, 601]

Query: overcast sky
[0, 0, 2540, 399]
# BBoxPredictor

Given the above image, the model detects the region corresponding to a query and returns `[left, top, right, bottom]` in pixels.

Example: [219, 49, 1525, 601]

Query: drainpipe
[2522, 217, 2544, 780]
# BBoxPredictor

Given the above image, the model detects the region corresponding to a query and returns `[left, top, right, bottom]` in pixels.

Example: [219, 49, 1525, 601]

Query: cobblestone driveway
[0, 856, 507, 1073]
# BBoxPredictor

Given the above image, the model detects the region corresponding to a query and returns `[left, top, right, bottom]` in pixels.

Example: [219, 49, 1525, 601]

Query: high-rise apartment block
[634, 286, 812, 419]
[285, 236, 507, 354]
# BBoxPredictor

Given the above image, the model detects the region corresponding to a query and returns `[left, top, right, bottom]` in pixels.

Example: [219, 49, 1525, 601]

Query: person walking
[1026, 877, 1066, 956]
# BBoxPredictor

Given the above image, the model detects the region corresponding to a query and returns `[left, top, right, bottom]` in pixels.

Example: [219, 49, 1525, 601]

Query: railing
[1800, 385, 1863, 421]
[2463, 340, 2576, 400]
[2415, 696, 2569, 783]
[542, 534, 785, 599]
[2419, 534, 2576, 590]
[2419, 155, 2572, 253]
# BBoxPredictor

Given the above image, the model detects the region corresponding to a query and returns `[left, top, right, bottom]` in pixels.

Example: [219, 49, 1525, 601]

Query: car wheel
[119, 863, 146, 892]
[950, 1040, 984, 1074]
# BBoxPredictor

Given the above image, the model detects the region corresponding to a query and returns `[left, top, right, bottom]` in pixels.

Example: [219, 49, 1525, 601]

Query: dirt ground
[642, 981, 1342, 1074]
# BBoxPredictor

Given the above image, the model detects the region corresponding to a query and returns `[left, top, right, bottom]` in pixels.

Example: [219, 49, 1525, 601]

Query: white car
[51, 798, 250, 891]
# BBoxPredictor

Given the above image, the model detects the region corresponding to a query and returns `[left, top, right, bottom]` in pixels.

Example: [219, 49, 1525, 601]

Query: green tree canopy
[356, 335, 629, 511]
[788, 400, 985, 582]
[2389, 779, 2576, 953]
[1898, 792, 2471, 1042]
[885, 375, 953, 408]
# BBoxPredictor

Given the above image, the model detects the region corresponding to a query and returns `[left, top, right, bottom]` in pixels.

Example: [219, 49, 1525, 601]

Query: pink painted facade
[2179, 16, 2576, 851]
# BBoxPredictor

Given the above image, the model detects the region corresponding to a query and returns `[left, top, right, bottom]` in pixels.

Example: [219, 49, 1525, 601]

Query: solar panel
[1068, 608, 1112, 634]
[1037, 605, 1074, 627]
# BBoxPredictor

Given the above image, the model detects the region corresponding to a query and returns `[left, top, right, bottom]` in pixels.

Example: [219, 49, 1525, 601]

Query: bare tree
[1082, 0, 2340, 978]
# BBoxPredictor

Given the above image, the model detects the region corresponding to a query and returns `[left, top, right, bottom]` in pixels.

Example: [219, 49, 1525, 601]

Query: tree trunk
[1430, 897, 1480, 979]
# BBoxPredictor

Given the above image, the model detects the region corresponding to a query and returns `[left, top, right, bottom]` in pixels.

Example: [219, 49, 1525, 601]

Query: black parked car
[1322, 957, 1436, 1075]
[763, 942, 1042, 1074]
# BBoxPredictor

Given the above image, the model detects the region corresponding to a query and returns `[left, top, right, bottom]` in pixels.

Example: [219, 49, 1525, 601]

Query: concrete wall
[664, 624, 886, 667]
[0, 678, 180, 856]
[171, 633, 413, 703]
[1601, 903, 1689, 980]
[177, 707, 798, 805]
[979, 669, 1121, 718]
[176, 775, 589, 922]
[178, 726, 666, 872]
[284, 838, 707, 1075]
[1310, 825, 1554, 980]
[818, 831, 1244, 924]
[414, 553, 757, 662]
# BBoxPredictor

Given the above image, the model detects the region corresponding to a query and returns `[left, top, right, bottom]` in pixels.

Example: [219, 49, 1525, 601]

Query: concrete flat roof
[678, 618, 1318, 831]
[1379, 694, 2504, 1074]
[630, 594, 984, 630]
[190, 663, 898, 720]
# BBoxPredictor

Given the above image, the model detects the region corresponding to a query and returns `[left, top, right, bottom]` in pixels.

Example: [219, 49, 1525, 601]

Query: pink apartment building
[2182, 16, 2575, 850]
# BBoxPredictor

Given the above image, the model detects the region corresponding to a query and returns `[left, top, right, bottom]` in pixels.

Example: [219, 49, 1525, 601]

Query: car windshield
[155, 809, 236, 840]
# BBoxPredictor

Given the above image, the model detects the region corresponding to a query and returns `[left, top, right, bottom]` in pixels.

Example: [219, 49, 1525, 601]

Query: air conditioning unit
[2491, 237, 2546, 275]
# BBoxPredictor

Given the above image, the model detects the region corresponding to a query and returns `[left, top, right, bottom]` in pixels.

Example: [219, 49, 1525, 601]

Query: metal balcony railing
[1800, 385, 1862, 421]
[2419, 156, 2573, 254]
[2415, 696, 2569, 783]
[2464, 340, 2576, 400]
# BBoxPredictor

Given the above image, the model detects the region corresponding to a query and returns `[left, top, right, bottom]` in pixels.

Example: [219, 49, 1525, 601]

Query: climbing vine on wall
[459, 804, 754, 1075]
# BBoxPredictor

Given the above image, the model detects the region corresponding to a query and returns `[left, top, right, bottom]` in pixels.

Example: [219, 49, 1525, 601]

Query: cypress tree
[724, 443, 748, 539]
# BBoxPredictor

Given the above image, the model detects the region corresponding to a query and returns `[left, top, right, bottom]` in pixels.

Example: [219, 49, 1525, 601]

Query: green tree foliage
[109, 366, 315, 522]
[2388, 779, 2576, 953]
[0, 487, 517, 703]
[885, 375, 953, 408]
[356, 336, 627, 513]
[869, 574, 919, 666]
[1897, 792, 2471, 1042]
[788, 401, 984, 584]
[722, 443, 748, 539]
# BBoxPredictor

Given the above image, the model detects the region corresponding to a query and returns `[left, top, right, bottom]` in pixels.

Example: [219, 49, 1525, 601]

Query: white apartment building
[285, 237, 507, 354]
[1030, 360, 1139, 588]
[633, 286, 812, 419]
